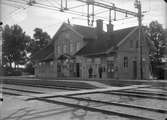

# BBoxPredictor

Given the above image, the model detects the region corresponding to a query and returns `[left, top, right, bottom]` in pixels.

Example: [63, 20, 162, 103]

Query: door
[133, 61, 137, 79]
[76, 63, 80, 77]
[107, 61, 114, 78]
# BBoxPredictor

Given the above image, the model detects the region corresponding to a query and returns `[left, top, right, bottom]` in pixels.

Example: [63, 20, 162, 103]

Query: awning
[57, 54, 75, 60]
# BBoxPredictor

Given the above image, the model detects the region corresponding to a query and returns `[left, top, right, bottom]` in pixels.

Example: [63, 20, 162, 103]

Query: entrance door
[76, 63, 80, 77]
[107, 61, 114, 78]
[133, 61, 137, 79]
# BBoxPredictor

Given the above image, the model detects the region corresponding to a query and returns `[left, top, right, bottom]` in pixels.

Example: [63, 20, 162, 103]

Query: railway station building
[32, 20, 151, 80]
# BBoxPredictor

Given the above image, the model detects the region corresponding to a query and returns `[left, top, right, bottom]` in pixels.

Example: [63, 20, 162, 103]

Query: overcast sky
[1, 0, 167, 38]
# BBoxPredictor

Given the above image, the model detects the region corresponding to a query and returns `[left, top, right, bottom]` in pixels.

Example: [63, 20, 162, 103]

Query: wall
[53, 24, 86, 78]
[117, 30, 150, 80]
[79, 56, 115, 79]
[54, 25, 85, 59]
[35, 61, 57, 78]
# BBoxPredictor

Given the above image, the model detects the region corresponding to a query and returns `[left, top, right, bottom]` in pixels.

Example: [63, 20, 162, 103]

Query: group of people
[88, 66, 103, 78]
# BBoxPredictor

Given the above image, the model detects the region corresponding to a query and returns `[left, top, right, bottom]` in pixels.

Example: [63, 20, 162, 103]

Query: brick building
[32, 20, 151, 80]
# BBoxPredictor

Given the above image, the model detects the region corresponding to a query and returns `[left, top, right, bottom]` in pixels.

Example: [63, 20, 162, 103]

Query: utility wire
[46, 0, 60, 9]
[1, 1, 28, 21]
[3, 0, 26, 5]
[4, 0, 138, 23]
[68, 4, 86, 9]
[1, 2, 23, 8]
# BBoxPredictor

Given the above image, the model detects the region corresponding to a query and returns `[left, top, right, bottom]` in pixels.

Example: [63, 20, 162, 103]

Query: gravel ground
[2, 95, 131, 120]
[3, 84, 69, 94]
[1, 85, 167, 120]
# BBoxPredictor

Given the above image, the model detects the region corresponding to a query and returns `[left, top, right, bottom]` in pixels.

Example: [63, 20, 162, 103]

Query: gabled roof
[31, 44, 54, 62]
[76, 26, 137, 56]
[42, 52, 54, 62]
[52, 23, 97, 42]
[32, 23, 153, 61]
[73, 25, 97, 39]
[57, 54, 75, 60]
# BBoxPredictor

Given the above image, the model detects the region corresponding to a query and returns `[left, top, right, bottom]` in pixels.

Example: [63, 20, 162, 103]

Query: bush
[3, 67, 22, 76]
[24, 62, 34, 75]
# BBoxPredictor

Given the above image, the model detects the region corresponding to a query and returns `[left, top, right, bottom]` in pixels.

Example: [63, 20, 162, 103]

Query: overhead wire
[3, 0, 139, 25]
[3, 0, 27, 5]
[1, 1, 23, 9]
[68, 4, 86, 9]
[27, 0, 110, 21]
[46, 0, 60, 9]
[1, 0, 29, 21]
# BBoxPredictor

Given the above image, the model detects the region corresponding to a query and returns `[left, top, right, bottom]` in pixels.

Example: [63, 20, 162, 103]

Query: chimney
[107, 23, 113, 33]
[96, 19, 103, 34]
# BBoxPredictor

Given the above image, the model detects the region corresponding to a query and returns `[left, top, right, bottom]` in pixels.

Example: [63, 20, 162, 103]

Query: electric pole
[0, 22, 3, 66]
[135, 0, 143, 80]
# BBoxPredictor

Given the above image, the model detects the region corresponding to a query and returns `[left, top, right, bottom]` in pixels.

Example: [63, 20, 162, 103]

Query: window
[107, 61, 114, 72]
[123, 57, 128, 68]
[39, 62, 42, 66]
[57, 64, 61, 72]
[65, 33, 70, 39]
[76, 42, 80, 51]
[63, 44, 67, 53]
[58, 46, 61, 55]
[70, 43, 74, 53]
[50, 61, 53, 65]
[136, 40, 139, 48]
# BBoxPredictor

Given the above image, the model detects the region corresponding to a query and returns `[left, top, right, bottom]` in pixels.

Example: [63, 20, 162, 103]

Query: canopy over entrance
[57, 54, 75, 60]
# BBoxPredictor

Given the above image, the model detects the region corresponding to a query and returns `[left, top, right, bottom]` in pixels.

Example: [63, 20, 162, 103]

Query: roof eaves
[65, 24, 84, 39]
[41, 52, 54, 62]
[52, 23, 84, 43]
[116, 27, 138, 47]
[105, 47, 114, 54]
[76, 51, 107, 57]
[104, 27, 138, 54]
[52, 22, 66, 42]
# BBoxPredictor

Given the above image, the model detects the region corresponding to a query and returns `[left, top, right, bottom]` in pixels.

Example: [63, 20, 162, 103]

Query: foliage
[146, 21, 167, 79]
[27, 28, 51, 56]
[24, 62, 34, 74]
[2, 24, 31, 69]
[2, 25, 51, 76]
[2, 66, 22, 76]
[25, 28, 51, 75]
[147, 21, 167, 63]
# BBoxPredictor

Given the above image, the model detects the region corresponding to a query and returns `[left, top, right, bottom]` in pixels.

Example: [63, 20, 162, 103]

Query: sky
[1, 0, 167, 39]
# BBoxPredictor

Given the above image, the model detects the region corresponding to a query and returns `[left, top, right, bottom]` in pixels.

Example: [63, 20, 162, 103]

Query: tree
[25, 28, 51, 75]
[2, 24, 30, 69]
[147, 21, 167, 63]
[24, 61, 34, 74]
[146, 21, 167, 78]
[27, 28, 51, 56]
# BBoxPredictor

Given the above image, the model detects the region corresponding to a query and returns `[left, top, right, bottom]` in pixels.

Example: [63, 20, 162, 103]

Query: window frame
[123, 56, 128, 68]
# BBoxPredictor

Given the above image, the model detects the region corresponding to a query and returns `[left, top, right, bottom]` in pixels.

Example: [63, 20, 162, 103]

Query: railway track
[2, 83, 167, 120]
[104, 91, 167, 101]
[121, 89, 167, 97]
[3, 87, 43, 94]
[3, 84, 79, 91]
[2, 91, 20, 96]
[29, 97, 155, 120]
[27, 94, 167, 120]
